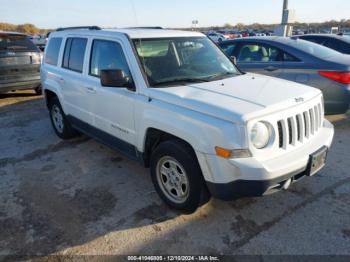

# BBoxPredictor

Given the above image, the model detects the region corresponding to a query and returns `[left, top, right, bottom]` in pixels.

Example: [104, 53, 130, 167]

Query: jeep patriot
[41, 27, 334, 213]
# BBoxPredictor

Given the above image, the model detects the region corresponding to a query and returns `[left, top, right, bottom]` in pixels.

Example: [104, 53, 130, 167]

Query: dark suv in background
[0, 31, 42, 94]
[295, 34, 350, 55]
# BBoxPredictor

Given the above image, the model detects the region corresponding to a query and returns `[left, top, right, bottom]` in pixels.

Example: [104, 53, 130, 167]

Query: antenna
[129, 0, 139, 27]
[129, 0, 146, 71]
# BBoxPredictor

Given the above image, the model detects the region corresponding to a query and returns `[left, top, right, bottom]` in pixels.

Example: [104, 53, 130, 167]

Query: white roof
[50, 28, 205, 39]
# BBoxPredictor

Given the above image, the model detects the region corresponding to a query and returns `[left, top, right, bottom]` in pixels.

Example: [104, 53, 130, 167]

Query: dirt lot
[0, 90, 349, 258]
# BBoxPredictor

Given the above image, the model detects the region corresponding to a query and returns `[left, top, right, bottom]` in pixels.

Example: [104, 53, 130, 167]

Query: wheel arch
[43, 86, 66, 113]
[142, 127, 198, 168]
[44, 89, 58, 107]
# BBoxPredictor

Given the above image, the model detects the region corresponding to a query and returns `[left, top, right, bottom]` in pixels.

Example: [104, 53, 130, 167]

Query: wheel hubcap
[51, 105, 64, 133]
[156, 156, 189, 204]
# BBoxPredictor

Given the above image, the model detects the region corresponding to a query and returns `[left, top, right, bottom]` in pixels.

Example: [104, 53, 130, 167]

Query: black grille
[287, 118, 293, 144]
[277, 121, 283, 148]
[296, 115, 301, 141]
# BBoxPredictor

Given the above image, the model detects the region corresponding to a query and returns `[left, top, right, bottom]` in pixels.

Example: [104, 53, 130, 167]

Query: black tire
[34, 85, 42, 95]
[49, 97, 78, 139]
[150, 139, 210, 213]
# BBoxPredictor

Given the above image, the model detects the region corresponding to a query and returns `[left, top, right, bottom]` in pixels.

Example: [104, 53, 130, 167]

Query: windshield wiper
[206, 72, 239, 81]
[152, 78, 210, 87]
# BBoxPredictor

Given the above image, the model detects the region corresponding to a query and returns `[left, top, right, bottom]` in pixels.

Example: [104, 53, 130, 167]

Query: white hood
[145, 73, 321, 123]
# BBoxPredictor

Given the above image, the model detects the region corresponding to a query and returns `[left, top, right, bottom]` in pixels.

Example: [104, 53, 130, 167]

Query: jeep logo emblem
[295, 97, 304, 103]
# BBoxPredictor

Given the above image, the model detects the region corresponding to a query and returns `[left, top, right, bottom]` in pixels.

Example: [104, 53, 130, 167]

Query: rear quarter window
[45, 38, 62, 66]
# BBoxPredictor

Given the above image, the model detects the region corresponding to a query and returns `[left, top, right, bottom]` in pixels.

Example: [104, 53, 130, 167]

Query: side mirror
[230, 56, 237, 65]
[100, 69, 135, 91]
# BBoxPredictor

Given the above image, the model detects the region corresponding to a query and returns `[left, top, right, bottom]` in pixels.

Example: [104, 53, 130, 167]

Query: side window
[236, 43, 283, 63]
[45, 37, 62, 66]
[89, 40, 131, 78]
[283, 52, 301, 62]
[220, 43, 236, 56]
[62, 37, 87, 73]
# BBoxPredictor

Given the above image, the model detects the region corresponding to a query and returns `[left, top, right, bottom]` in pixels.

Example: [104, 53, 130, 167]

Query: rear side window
[62, 38, 87, 73]
[45, 37, 62, 66]
[89, 39, 131, 78]
[0, 34, 38, 52]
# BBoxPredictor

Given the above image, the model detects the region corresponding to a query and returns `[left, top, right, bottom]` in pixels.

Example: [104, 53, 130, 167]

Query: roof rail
[56, 26, 102, 32]
[126, 26, 163, 30]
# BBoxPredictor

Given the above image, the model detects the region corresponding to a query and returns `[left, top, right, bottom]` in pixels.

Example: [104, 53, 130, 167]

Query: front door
[234, 42, 284, 78]
[84, 39, 137, 153]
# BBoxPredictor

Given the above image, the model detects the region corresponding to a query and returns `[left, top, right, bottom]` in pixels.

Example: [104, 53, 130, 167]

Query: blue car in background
[219, 37, 350, 115]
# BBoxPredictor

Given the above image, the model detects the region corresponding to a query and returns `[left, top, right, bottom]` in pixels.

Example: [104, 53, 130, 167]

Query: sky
[1, 0, 349, 29]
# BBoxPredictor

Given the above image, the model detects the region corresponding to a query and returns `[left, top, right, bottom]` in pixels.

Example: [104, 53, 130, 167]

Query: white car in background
[207, 32, 226, 42]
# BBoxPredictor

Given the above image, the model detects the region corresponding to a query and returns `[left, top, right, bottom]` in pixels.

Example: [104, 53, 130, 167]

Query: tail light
[319, 71, 350, 84]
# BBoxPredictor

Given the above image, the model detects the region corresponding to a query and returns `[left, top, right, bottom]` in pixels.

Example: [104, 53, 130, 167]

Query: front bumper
[206, 167, 307, 200]
[197, 119, 334, 200]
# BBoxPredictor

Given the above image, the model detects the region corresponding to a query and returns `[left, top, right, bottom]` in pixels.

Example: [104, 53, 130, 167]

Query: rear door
[279, 52, 312, 85]
[59, 36, 92, 125]
[0, 33, 41, 86]
[233, 41, 284, 78]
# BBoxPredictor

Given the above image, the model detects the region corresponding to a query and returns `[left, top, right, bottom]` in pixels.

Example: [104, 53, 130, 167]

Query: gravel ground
[0, 90, 349, 259]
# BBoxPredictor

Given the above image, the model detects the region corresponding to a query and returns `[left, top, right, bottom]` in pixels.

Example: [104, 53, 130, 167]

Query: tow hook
[282, 178, 292, 190]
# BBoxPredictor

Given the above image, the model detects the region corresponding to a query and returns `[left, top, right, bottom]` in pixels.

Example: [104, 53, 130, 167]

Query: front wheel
[150, 139, 210, 213]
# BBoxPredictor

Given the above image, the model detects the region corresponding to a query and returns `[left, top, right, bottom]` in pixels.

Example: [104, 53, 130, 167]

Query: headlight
[250, 122, 271, 149]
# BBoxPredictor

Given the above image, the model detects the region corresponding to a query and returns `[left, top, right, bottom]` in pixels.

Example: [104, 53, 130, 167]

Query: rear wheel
[49, 97, 78, 139]
[150, 139, 210, 213]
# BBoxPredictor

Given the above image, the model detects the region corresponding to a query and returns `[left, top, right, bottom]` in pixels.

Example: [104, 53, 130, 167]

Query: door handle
[85, 86, 96, 94]
[264, 66, 279, 72]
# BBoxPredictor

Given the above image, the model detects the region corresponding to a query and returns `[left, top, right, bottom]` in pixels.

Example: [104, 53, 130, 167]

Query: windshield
[0, 34, 38, 52]
[133, 37, 239, 87]
[287, 39, 341, 59]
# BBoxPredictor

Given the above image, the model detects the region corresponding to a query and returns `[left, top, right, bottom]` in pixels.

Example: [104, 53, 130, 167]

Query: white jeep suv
[41, 26, 334, 213]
